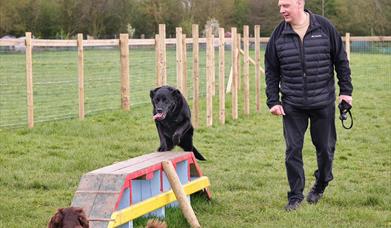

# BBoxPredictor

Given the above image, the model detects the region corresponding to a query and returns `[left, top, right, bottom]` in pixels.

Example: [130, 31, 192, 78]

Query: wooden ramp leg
[162, 160, 201, 228]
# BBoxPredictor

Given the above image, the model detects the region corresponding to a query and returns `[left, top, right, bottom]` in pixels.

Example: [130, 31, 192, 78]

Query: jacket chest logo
[311, 34, 322, 38]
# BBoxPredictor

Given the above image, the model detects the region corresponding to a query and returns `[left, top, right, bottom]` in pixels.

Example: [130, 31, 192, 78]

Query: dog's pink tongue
[153, 113, 163, 120]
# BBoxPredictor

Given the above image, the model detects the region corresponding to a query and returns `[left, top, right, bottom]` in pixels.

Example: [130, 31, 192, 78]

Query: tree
[248, 0, 281, 36]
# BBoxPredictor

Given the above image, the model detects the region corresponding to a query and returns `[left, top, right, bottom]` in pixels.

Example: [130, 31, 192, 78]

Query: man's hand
[339, 95, 352, 106]
[269, 105, 285, 116]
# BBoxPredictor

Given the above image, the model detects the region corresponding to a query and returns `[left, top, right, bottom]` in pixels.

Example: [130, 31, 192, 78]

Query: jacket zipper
[297, 35, 307, 105]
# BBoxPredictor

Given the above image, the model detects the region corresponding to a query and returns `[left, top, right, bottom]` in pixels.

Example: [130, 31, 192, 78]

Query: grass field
[0, 52, 390, 227]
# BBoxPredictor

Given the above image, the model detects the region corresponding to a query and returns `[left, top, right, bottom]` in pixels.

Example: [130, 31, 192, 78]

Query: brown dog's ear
[74, 208, 89, 228]
[48, 208, 64, 228]
[73, 207, 89, 228]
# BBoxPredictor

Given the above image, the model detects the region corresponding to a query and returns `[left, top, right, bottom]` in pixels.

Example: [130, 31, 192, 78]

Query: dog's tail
[192, 146, 206, 161]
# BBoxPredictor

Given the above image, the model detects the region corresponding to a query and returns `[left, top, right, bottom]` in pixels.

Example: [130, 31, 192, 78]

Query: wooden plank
[248, 37, 270, 43]
[108, 176, 210, 228]
[90, 152, 191, 174]
[162, 160, 200, 228]
[129, 39, 155, 45]
[346, 36, 391, 42]
[32, 39, 77, 47]
[111, 152, 190, 175]
[120, 34, 130, 111]
[192, 24, 200, 128]
[83, 39, 119, 46]
[226, 66, 233, 93]
[239, 49, 265, 74]
[211, 35, 215, 97]
[25, 32, 34, 128]
[254, 25, 261, 113]
[77, 34, 85, 120]
[237, 35, 241, 90]
[159, 24, 167, 85]
[219, 28, 225, 124]
[155, 34, 161, 86]
[182, 34, 188, 99]
[0, 39, 24, 46]
[206, 27, 213, 127]
[231, 27, 238, 120]
[243, 26, 250, 115]
[176, 27, 183, 92]
[345, 33, 351, 62]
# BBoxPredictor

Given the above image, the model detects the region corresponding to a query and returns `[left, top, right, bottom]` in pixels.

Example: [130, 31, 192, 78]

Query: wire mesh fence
[0, 34, 390, 128]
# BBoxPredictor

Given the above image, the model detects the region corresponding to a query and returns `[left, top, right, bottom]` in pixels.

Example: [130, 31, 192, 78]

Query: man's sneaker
[306, 182, 326, 204]
[284, 199, 303, 211]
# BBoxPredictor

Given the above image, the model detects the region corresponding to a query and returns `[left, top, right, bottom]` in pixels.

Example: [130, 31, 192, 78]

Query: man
[265, 0, 353, 211]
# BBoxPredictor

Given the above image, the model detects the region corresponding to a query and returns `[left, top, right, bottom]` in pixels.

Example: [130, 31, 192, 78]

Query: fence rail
[0, 25, 390, 128]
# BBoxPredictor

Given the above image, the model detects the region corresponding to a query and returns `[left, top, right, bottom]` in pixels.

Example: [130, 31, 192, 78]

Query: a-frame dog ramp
[71, 152, 211, 228]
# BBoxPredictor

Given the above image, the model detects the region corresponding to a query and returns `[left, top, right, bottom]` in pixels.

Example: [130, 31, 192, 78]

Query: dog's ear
[48, 208, 64, 228]
[171, 88, 181, 98]
[150, 87, 160, 99]
[74, 208, 89, 228]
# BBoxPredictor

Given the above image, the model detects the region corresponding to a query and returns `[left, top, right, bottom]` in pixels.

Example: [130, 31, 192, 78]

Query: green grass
[0, 52, 390, 227]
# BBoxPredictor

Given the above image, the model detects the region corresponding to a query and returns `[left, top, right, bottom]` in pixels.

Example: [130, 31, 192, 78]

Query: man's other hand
[270, 105, 285, 116]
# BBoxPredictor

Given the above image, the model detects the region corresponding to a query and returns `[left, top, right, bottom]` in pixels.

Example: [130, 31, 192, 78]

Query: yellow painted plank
[107, 176, 210, 228]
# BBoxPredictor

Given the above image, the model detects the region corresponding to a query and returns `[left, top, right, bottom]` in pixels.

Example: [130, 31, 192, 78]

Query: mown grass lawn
[0, 53, 390, 227]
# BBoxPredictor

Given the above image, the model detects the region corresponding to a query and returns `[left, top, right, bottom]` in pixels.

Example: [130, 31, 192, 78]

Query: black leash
[338, 100, 353, 130]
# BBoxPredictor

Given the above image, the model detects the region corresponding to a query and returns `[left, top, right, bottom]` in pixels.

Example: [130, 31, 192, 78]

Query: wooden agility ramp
[71, 152, 211, 228]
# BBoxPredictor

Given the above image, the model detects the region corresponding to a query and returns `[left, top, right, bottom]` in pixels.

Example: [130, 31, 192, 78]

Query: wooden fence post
[219, 28, 225, 124]
[77, 33, 85, 119]
[254, 25, 261, 113]
[346, 32, 351, 62]
[155, 34, 161, 87]
[120, 33, 130, 111]
[243, 26, 250, 115]
[206, 27, 213, 127]
[176, 27, 183, 92]
[231, 28, 238, 120]
[159, 24, 167, 85]
[192, 24, 200, 128]
[182, 34, 187, 98]
[211, 33, 215, 97]
[25, 32, 34, 128]
[237, 35, 241, 90]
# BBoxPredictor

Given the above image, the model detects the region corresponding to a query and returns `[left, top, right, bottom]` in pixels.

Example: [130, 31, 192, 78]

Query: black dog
[150, 86, 206, 160]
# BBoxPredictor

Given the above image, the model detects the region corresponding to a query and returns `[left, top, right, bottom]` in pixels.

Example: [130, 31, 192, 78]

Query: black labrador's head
[150, 86, 182, 121]
[48, 207, 89, 228]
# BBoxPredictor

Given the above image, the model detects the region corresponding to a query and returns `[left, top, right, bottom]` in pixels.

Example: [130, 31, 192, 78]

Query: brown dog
[146, 219, 167, 228]
[48, 207, 89, 228]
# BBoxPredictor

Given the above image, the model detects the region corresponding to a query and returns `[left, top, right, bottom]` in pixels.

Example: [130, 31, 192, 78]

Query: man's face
[278, 0, 302, 24]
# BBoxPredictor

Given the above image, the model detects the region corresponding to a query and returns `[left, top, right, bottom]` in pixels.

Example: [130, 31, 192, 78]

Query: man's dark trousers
[282, 102, 336, 201]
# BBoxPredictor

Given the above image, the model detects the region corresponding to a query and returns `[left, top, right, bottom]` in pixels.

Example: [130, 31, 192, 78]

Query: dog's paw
[172, 133, 181, 145]
[158, 146, 168, 152]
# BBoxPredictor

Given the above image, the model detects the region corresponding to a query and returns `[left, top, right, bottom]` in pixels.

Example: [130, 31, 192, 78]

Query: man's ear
[150, 87, 160, 99]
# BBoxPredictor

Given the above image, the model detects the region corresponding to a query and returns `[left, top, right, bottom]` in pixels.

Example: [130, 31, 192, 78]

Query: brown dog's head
[48, 207, 89, 228]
